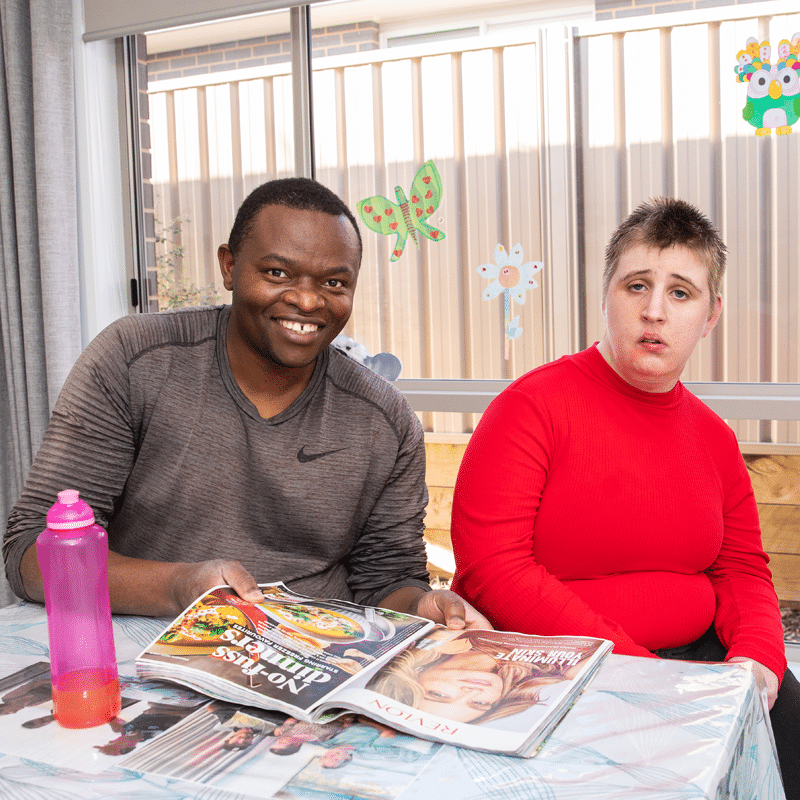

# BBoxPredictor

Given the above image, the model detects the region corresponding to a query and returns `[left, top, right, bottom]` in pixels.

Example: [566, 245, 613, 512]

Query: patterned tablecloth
[0, 601, 785, 800]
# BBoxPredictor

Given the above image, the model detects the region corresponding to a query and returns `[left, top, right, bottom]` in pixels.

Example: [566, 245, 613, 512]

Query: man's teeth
[280, 320, 319, 334]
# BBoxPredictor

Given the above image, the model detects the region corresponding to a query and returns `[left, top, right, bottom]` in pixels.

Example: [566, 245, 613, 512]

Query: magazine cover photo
[336, 628, 611, 754]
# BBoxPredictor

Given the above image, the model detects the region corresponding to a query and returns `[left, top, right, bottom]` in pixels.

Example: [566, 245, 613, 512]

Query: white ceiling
[146, 0, 593, 53]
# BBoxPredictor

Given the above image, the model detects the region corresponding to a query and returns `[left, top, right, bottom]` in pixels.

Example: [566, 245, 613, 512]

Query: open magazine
[136, 583, 613, 756]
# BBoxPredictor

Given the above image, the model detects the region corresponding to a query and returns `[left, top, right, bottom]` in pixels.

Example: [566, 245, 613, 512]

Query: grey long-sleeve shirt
[4, 306, 430, 607]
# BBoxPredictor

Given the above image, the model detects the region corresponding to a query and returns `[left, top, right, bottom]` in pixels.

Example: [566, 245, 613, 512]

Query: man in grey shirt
[4, 178, 486, 628]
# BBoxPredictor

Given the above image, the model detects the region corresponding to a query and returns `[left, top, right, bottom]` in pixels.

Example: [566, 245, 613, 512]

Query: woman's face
[416, 651, 503, 723]
[598, 243, 721, 394]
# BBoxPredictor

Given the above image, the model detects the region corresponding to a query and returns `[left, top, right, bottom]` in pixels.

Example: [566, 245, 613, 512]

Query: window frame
[127, 1, 800, 442]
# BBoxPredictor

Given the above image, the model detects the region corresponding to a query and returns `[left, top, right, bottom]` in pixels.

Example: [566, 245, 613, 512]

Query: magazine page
[118, 700, 444, 800]
[322, 628, 613, 755]
[0, 663, 210, 774]
[136, 583, 433, 720]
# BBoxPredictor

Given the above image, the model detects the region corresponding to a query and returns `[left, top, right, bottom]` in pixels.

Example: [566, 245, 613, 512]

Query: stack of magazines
[136, 583, 612, 757]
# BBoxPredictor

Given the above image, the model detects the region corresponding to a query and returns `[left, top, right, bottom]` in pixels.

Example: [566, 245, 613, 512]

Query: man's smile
[278, 319, 321, 335]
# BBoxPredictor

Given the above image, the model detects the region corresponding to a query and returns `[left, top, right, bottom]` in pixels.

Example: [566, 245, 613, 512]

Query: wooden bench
[423, 436, 800, 607]
[422, 435, 470, 582]
[744, 453, 800, 608]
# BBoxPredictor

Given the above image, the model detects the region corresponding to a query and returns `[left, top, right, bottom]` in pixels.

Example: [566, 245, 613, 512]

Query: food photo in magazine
[136, 583, 612, 756]
[136, 583, 434, 715]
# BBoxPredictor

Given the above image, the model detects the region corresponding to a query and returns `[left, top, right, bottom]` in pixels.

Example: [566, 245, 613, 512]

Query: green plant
[155, 214, 221, 310]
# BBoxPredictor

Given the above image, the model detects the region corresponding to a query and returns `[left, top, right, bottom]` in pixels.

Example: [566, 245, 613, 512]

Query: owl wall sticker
[735, 35, 800, 136]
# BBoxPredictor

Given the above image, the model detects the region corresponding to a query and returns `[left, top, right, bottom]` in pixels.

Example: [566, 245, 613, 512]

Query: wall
[147, 22, 380, 82]
[596, 0, 776, 21]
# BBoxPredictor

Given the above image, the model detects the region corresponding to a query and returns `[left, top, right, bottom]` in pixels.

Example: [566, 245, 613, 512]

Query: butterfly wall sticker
[357, 160, 445, 262]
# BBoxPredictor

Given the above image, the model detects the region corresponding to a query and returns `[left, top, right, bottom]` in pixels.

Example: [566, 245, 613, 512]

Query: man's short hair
[270, 739, 303, 756]
[227, 177, 363, 260]
[603, 198, 726, 311]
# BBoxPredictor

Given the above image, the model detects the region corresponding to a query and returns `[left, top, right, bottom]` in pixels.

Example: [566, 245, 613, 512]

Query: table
[0, 601, 785, 800]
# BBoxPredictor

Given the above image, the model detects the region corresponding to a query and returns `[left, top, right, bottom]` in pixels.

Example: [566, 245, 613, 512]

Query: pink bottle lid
[46, 490, 96, 531]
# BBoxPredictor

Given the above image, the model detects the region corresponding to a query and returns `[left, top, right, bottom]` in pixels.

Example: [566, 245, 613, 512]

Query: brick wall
[133, 34, 159, 310]
[596, 0, 771, 22]
[147, 4, 784, 71]
[147, 22, 379, 83]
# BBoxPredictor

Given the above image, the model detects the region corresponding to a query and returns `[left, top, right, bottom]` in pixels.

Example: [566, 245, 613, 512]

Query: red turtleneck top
[451, 345, 786, 681]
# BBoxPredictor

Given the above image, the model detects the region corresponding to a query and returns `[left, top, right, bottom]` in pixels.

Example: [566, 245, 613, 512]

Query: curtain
[0, 0, 81, 600]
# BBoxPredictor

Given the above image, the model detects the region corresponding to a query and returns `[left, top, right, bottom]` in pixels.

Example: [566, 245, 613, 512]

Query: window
[138, 1, 800, 441]
[143, 8, 295, 314]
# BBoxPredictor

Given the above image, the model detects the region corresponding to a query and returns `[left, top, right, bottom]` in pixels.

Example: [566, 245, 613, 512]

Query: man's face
[225, 727, 255, 748]
[598, 243, 722, 394]
[220, 204, 360, 379]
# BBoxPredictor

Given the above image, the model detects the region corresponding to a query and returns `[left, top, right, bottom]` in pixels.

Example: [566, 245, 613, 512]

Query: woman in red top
[451, 198, 799, 797]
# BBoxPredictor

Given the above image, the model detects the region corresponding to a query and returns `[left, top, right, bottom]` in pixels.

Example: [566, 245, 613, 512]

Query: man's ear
[218, 244, 235, 292]
[703, 294, 723, 338]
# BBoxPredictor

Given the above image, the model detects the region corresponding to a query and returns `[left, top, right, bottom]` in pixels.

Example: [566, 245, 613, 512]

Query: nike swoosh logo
[297, 446, 348, 463]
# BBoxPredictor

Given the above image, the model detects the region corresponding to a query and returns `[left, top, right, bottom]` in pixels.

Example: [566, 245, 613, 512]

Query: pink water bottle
[36, 490, 121, 728]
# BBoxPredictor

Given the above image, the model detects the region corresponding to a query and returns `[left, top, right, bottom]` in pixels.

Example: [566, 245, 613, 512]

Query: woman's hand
[727, 657, 779, 710]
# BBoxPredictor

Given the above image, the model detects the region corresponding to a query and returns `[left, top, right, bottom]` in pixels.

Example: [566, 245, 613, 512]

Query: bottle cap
[46, 490, 96, 531]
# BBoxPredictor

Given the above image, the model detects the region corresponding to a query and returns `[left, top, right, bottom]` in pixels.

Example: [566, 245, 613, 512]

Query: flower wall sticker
[477, 243, 544, 360]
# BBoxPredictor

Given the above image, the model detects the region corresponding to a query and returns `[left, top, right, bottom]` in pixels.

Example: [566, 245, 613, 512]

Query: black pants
[656, 627, 800, 800]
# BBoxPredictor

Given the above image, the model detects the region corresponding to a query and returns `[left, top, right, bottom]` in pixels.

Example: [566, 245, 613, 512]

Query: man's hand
[169, 559, 265, 613]
[22, 544, 265, 617]
[379, 586, 492, 629]
[104, 554, 265, 616]
[727, 656, 779, 710]
[413, 589, 493, 629]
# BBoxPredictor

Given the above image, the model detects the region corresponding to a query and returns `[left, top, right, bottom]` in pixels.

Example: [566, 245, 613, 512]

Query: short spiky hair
[227, 177, 362, 260]
[603, 198, 726, 311]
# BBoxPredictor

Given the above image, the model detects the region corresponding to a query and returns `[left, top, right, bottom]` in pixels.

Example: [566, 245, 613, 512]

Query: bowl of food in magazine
[155, 602, 255, 654]
[257, 600, 393, 643]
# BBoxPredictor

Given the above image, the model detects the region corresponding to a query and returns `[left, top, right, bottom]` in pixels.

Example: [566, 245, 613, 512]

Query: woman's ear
[703, 294, 723, 338]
